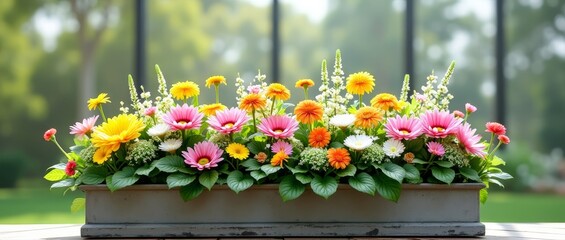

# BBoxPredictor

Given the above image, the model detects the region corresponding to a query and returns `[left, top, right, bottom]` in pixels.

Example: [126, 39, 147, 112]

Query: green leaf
[488, 178, 505, 188]
[435, 160, 454, 168]
[403, 164, 421, 183]
[135, 164, 156, 176]
[47, 163, 67, 171]
[78, 166, 107, 184]
[110, 167, 140, 191]
[374, 174, 401, 202]
[460, 167, 481, 182]
[261, 164, 282, 175]
[199, 170, 219, 190]
[286, 165, 308, 174]
[431, 166, 455, 184]
[44, 169, 66, 182]
[241, 159, 261, 171]
[247, 141, 266, 155]
[348, 172, 376, 195]
[310, 175, 338, 199]
[227, 170, 254, 193]
[154, 155, 185, 173]
[379, 162, 406, 183]
[70, 198, 85, 213]
[479, 188, 488, 204]
[411, 158, 428, 164]
[488, 172, 513, 180]
[336, 164, 357, 177]
[250, 170, 267, 181]
[329, 141, 345, 149]
[295, 173, 313, 184]
[105, 176, 117, 192]
[279, 176, 305, 201]
[50, 179, 75, 189]
[179, 181, 204, 201]
[490, 155, 506, 166]
[166, 173, 196, 189]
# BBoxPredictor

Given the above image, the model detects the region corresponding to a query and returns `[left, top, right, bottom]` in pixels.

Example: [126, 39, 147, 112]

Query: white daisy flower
[159, 138, 182, 153]
[383, 139, 405, 158]
[344, 134, 373, 150]
[329, 114, 356, 128]
[147, 123, 170, 137]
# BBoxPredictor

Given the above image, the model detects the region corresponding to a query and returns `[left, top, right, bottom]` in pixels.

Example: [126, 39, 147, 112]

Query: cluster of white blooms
[235, 70, 269, 105]
[315, 51, 351, 120]
[435, 62, 455, 111]
[119, 101, 129, 114]
[414, 62, 455, 113]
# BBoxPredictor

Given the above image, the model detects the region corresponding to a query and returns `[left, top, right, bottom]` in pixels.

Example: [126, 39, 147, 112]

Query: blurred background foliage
[1, 0, 564, 197]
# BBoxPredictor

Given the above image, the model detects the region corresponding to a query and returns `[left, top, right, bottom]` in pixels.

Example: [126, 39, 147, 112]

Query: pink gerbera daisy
[420, 110, 462, 138]
[485, 122, 506, 136]
[456, 123, 486, 157]
[271, 140, 293, 155]
[182, 141, 224, 171]
[258, 115, 299, 139]
[162, 104, 204, 131]
[426, 142, 445, 157]
[207, 107, 250, 135]
[384, 115, 422, 140]
[70, 115, 99, 137]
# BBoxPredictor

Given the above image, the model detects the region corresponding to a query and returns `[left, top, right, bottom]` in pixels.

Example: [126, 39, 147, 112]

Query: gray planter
[80, 183, 485, 238]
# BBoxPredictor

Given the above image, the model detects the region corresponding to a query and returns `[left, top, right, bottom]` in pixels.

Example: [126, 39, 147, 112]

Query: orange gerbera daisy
[295, 79, 315, 88]
[327, 148, 351, 170]
[308, 127, 331, 148]
[271, 151, 288, 167]
[346, 71, 375, 95]
[266, 83, 291, 101]
[239, 94, 267, 112]
[370, 93, 401, 111]
[354, 106, 383, 129]
[294, 100, 324, 124]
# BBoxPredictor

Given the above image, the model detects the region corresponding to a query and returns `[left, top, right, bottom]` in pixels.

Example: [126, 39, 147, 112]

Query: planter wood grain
[80, 183, 485, 238]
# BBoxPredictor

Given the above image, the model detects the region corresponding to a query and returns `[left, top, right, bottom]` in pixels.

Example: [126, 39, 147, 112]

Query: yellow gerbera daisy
[226, 143, 250, 160]
[370, 93, 401, 111]
[88, 93, 111, 110]
[265, 83, 291, 101]
[200, 103, 227, 116]
[205, 75, 227, 88]
[91, 114, 145, 164]
[346, 72, 375, 95]
[170, 81, 200, 100]
[295, 79, 315, 88]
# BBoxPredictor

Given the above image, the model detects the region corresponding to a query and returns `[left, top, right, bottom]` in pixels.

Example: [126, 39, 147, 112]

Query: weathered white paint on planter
[80, 184, 485, 238]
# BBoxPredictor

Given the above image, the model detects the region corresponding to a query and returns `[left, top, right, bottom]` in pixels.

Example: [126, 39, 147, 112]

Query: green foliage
[278, 176, 305, 202]
[348, 172, 376, 195]
[310, 175, 338, 199]
[226, 170, 254, 193]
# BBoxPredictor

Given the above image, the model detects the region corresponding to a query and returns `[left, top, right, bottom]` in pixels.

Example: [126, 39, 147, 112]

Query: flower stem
[359, 94, 363, 108]
[270, 97, 276, 115]
[303, 87, 309, 100]
[215, 86, 220, 103]
[99, 106, 107, 122]
[52, 137, 71, 160]
[252, 108, 257, 134]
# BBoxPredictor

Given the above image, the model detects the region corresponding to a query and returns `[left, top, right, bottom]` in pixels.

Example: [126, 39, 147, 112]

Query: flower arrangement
[44, 50, 511, 205]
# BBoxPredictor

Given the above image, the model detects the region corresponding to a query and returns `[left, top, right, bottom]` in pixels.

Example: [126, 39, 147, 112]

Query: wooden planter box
[80, 183, 485, 238]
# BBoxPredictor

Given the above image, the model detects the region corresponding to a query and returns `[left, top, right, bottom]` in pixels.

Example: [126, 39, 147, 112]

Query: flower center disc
[224, 123, 234, 129]
[432, 126, 445, 133]
[198, 158, 210, 165]
[274, 129, 283, 134]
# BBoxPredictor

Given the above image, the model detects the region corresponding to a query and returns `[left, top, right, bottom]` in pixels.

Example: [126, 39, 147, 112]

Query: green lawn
[0, 186, 564, 223]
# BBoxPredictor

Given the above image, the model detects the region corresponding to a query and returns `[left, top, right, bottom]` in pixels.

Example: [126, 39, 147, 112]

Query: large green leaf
[348, 172, 376, 195]
[198, 170, 219, 190]
[70, 197, 85, 213]
[490, 155, 506, 166]
[460, 167, 481, 182]
[310, 175, 338, 199]
[403, 164, 421, 183]
[180, 181, 204, 201]
[227, 170, 254, 193]
[135, 163, 156, 176]
[44, 169, 66, 182]
[295, 173, 313, 184]
[247, 141, 266, 155]
[286, 165, 308, 174]
[110, 167, 140, 191]
[166, 173, 196, 189]
[488, 172, 513, 180]
[379, 162, 406, 183]
[479, 188, 488, 204]
[241, 158, 261, 171]
[78, 166, 107, 184]
[50, 179, 75, 189]
[435, 160, 454, 168]
[154, 155, 185, 173]
[261, 164, 282, 175]
[431, 166, 455, 184]
[374, 174, 401, 202]
[336, 164, 357, 177]
[250, 170, 267, 181]
[279, 176, 305, 202]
